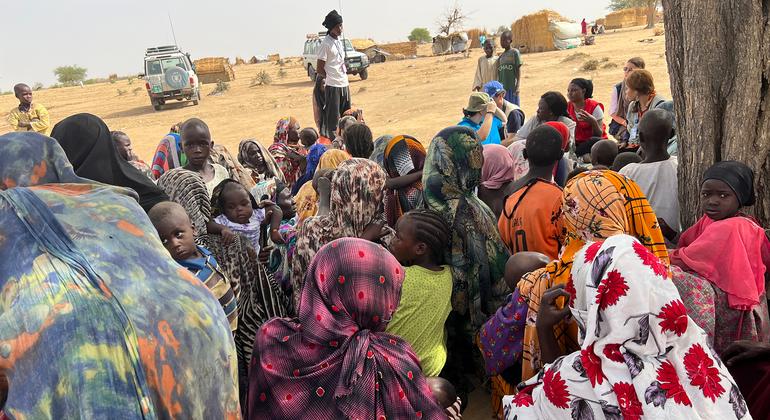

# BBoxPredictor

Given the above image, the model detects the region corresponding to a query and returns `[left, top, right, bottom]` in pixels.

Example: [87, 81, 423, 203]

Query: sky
[0, 0, 611, 91]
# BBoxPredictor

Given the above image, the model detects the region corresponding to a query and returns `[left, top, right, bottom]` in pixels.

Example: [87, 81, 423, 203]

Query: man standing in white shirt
[316, 10, 351, 139]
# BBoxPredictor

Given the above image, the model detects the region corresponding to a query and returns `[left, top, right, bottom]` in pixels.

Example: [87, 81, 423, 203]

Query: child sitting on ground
[385, 209, 453, 377]
[479, 251, 550, 418]
[590, 139, 618, 169]
[211, 179, 283, 257]
[149, 201, 238, 332]
[299, 126, 331, 148]
[670, 161, 770, 352]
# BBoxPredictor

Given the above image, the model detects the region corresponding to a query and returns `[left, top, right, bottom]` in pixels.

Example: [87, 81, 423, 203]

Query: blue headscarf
[291, 143, 327, 195]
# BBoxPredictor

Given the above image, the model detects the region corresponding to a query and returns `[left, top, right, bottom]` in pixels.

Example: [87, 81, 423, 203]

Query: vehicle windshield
[343, 39, 355, 52]
[146, 57, 187, 75]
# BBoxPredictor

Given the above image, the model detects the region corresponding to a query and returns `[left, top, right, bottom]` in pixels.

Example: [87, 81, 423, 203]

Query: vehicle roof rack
[146, 45, 180, 56]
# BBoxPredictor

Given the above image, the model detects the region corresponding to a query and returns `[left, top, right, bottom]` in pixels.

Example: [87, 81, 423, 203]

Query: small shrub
[278, 68, 287, 79]
[602, 62, 619, 69]
[127, 77, 135, 85]
[600, 57, 610, 63]
[251, 70, 272, 86]
[33, 82, 44, 91]
[132, 86, 143, 96]
[209, 80, 230, 96]
[278, 59, 286, 67]
[581, 59, 599, 71]
[109, 74, 118, 84]
[117, 89, 127, 96]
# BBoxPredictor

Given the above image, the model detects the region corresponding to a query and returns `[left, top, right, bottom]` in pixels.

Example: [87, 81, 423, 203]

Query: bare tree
[436, 2, 469, 36]
[663, 0, 770, 227]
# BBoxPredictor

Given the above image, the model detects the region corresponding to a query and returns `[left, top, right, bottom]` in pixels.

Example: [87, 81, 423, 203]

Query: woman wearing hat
[457, 92, 506, 145]
[484, 81, 525, 145]
[670, 161, 770, 353]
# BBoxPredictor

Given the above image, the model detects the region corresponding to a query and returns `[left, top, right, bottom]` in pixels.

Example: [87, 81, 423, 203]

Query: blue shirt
[458, 117, 503, 145]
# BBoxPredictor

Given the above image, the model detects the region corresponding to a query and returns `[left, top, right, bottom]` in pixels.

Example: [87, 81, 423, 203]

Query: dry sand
[1, 26, 667, 162]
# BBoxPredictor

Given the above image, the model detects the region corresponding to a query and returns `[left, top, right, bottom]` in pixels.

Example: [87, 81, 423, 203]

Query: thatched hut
[351, 38, 376, 51]
[511, 10, 581, 53]
[466, 28, 489, 48]
[193, 57, 235, 84]
[605, 8, 648, 29]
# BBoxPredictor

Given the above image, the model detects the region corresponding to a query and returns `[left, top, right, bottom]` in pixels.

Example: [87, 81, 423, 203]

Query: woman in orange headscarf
[293, 149, 351, 223]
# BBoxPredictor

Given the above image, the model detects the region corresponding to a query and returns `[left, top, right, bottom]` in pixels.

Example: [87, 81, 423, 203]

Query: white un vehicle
[303, 33, 370, 81]
[142, 45, 200, 111]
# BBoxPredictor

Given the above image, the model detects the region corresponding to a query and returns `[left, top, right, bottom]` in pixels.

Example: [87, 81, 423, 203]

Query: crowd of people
[3, 9, 770, 420]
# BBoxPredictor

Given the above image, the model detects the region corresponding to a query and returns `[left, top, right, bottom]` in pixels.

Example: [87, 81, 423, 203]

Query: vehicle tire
[193, 91, 200, 105]
[360, 68, 369, 80]
[153, 102, 162, 111]
[308, 64, 316, 81]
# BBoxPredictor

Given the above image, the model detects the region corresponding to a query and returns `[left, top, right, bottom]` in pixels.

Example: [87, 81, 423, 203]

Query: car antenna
[168, 12, 179, 48]
[338, 0, 347, 61]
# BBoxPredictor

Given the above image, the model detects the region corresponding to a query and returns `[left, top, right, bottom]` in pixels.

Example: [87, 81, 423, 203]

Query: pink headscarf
[481, 144, 515, 190]
[671, 214, 770, 310]
[247, 238, 443, 419]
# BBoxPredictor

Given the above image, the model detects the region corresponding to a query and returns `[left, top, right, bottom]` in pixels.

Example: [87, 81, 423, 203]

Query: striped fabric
[178, 246, 238, 331]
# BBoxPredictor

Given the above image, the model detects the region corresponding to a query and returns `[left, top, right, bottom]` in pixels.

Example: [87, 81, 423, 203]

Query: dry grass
[562, 52, 591, 62]
[581, 59, 600, 71]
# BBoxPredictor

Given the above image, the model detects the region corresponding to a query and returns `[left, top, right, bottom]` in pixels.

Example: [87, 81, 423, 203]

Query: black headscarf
[322, 10, 343, 30]
[703, 161, 756, 207]
[51, 113, 168, 213]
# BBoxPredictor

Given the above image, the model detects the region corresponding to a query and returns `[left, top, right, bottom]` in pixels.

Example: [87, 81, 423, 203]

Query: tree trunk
[663, 0, 770, 228]
[646, 0, 657, 29]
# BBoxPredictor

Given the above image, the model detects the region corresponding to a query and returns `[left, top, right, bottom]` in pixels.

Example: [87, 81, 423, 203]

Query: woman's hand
[258, 245, 273, 265]
[576, 109, 596, 123]
[722, 340, 770, 367]
[536, 284, 572, 329]
[257, 200, 276, 209]
[361, 220, 389, 242]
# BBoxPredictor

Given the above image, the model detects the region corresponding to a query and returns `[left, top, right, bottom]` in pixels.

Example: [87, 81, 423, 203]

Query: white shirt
[619, 156, 680, 233]
[318, 36, 349, 88]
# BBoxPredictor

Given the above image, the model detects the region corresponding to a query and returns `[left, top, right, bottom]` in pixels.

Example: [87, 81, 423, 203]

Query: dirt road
[0, 26, 668, 162]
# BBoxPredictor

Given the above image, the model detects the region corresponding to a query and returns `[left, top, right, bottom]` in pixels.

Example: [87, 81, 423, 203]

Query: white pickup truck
[302, 33, 370, 81]
[142, 46, 200, 111]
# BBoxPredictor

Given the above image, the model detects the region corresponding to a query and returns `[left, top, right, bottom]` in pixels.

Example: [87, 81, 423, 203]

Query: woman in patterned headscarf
[293, 149, 351, 223]
[239, 139, 286, 201]
[382, 135, 426, 227]
[0, 132, 239, 418]
[291, 158, 388, 311]
[503, 235, 749, 420]
[247, 238, 444, 419]
[269, 117, 305, 187]
[420, 126, 510, 406]
[517, 170, 670, 381]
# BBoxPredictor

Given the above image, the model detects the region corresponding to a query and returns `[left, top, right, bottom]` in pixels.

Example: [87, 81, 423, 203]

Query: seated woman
[238, 138, 286, 201]
[382, 135, 426, 226]
[503, 235, 749, 419]
[270, 116, 306, 187]
[50, 113, 168, 212]
[0, 132, 239, 418]
[516, 170, 670, 381]
[422, 126, 510, 405]
[479, 143, 516, 219]
[670, 161, 770, 353]
[246, 238, 445, 419]
[293, 149, 350, 223]
[210, 142, 257, 191]
[510, 92, 576, 181]
[291, 158, 389, 309]
[623, 69, 668, 151]
[566, 78, 607, 160]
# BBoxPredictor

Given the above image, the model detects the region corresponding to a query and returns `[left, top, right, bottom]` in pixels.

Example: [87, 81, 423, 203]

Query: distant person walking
[7, 83, 51, 136]
[581, 18, 588, 35]
[498, 31, 523, 106]
[316, 10, 351, 139]
[472, 40, 498, 91]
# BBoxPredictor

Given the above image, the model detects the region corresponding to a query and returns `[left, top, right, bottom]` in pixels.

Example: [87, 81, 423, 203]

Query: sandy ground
[1, 26, 667, 163]
[0, 25, 668, 419]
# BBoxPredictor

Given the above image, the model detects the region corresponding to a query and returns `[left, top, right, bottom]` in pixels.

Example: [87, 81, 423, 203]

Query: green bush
[408, 28, 432, 43]
[54, 65, 87, 85]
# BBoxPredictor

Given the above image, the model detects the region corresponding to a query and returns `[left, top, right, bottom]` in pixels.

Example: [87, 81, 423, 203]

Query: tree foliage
[408, 28, 432, 43]
[609, 0, 657, 10]
[53, 65, 87, 85]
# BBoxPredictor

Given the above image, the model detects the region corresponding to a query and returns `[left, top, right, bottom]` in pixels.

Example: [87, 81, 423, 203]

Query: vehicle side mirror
[138, 74, 145, 79]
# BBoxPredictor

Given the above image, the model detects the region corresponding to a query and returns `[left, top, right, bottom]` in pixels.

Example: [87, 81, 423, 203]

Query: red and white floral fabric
[503, 234, 751, 419]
